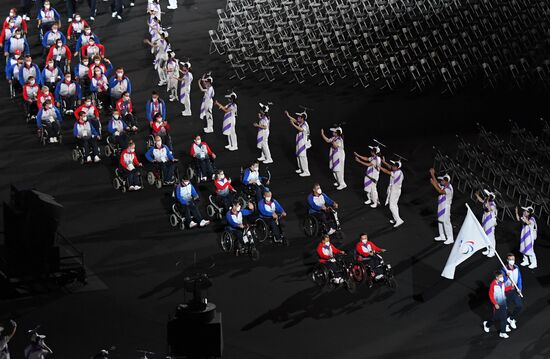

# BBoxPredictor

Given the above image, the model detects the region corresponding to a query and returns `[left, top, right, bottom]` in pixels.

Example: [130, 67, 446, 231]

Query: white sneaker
[263, 159, 273, 164]
[201, 177, 207, 181]
[370, 203, 377, 208]
[394, 220, 404, 228]
[228, 146, 238, 151]
[299, 172, 310, 177]
[167, 6, 178, 10]
[333, 182, 339, 187]
[189, 221, 198, 228]
[199, 219, 210, 227]
[482, 250, 489, 255]
[482, 321, 489, 333]
[112, 11, 117, 17]
[520, 260, 529, 266]
[158, 81, 166, 86]
[507, 318, 517, 329]
[181, 111, 192, 116]
[375, 274, 384, 280]
[68, 17, 72, 22]
[434, 236, 446, 241]
[116, 15, 122, 20]
[203, 128, 213, 133]
[90, 16, 95, 21]
[336, 184, 347, 190]
[225, 144, 231, 149]
[389, 219, 395, 224]
[257, 157, 265, 161]
[169, 96, 176, 102]
[53, 137, 58, 143]
[499, 333, 509, 339]
[327, 228, 336, 235]
[295, 169, 302, 173]
[443, 239, 454, 245]
[94, 155, 101, 162]
[86, 156, 92, 163]
[130, 2, 135, 6]
[505, 325, 511, 333]
[364, 199, 372, 205]
[486, 252, 495, 258]
[49, 137, 55, 143]
[528, 263, 537, 269]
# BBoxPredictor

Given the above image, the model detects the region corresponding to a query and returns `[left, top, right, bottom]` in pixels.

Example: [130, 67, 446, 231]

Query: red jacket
[190, 142, 214, 158]
[74, 103, 99, 120]
[45, 45, 72, 63]
[152, 121, 170, 134]
[81, 43, 105, 59]
[67, 20, 88, 38]
[317, 242, 342, 263]
[37, 92, 53, 110]
[214, 178, 235, 194]
[22, 85, 40, 102]
[355, 240, 382, 258]
[116, 98, 133, 115]
[119, 149, 140, 170]
[2, 17, 27, 32]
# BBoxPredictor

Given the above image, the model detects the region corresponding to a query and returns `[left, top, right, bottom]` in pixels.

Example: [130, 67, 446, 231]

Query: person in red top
[67, 15, 89, 40]
[81, 37, 105, 60]
[115, 91, 137, 130]
[3, 8, 28, 32]
[190, 135, 216, 181]
[151, 112, 172, 149]
[22, 76, 40, 120]
[317, 234, 346, 282]
[355, 233, 387, 282]
[87, 56, 112, 80]
[37, 85, 53, 110]
[45, 39, 72, 68]
[74, 97, 101, 132]
[119, 140, 143, 190]
[214, 169, 236, 211]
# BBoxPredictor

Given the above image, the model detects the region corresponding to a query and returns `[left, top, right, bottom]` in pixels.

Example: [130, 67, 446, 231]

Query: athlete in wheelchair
[170, 177, 210, 229]
[188, 135, 216, 182]
[105, 109, 130, 157]
[220, 200, 260, 260]
[304, 183, 341, 237]
[207, 170, 236, 220]
[73, 111, 101, 163]
[351, 233, 396, 289]
[54, 72, 81, 116]
[145, 135, 179, 188]
[115, 140, 143, 191]
[36, 99, 62, 144]
[255, 191, 288, 245]
[241, 161, 270, 203]
[311, 235, 355, 292]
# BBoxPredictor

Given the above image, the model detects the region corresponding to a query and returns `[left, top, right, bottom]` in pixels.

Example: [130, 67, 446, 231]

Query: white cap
[259, 102, 270, 113]
[368, 145, 380, 154]
[224, 91, 237, 99]
[329, 127, 343, 134]
[437, 174, 451, 181]
[483, 189, 495, 198]
[390, 160, 402, 168]
[521, 206, 534, 213]
[204, 76, 213, 83]
[295, 112, 307, 120]
[182, 61, 191, 68]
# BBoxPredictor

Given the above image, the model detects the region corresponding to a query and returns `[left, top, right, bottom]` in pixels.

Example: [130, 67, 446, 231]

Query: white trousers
[522, 253, 537, 266]
[259, 140, 272, 161]
[483, 230, 496, 256]
[388, 189, 402, 222]
[438, 210, 453, 241]
[167, 78, 178, 98]
[181, 89, 191, 114]
[365, 183, 379, 204]
[333, 170, 345, 186]
[227, 128, 237, 148]
[168, 0, 178, 7]
[297, 155, 309, 174]
[157, 64, 167, 83]
[203, 110, 213, 131]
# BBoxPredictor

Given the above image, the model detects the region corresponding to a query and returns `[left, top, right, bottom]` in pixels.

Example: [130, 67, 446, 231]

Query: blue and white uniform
[242, 167, 262, 186]
[258, 199, 284, 218]
[175, 183, 198, 206]
[145, 145, 174, 163]
[107, 117, 128, 135]
[364, 155, 381, 205]
[226, 208, 253, 229]
[200, 85, 215, 132]
[36, 106, 62, 128]
[307, 193, 334, 214]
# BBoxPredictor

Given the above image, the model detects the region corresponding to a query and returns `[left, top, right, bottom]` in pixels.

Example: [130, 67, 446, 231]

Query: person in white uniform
[0, 320, 16, 359]
[215, 91, 238, 151]
[286, 110, 311, 177]
[179, 62, 193, 116]
[429, 168, 454, 244]
[380, 158, 405, 228]
[198, 74, 214, 133]
[515, 206, 537, 269]
[24, 331, 53, 359]
[321, 126, 346, 190]
[254, 103, 273, 164]
[165, 51, 180, 102]
[475, 189, 497, 257]
[354, 145, 382, 207]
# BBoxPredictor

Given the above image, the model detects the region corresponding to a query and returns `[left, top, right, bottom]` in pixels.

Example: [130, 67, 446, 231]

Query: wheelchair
[58, 96, 77, 116]
[186, 157, 217, 183]
[112, 167, 144, 193]
[38, 126, 62, 146]
[351, 254, 397, 290]
[71, 145, 86, 164]
[219, 226, 260, 261]
[302, 207, 342, 239]
[145, 133, 173, 151]
[103, 135, 122, 158]
[146, 161, 180, 189]
[206, 194, 228, 221]
[168, 202, 203, 230]
[310, 254, 356, 293]
[253, 216, 289, 246]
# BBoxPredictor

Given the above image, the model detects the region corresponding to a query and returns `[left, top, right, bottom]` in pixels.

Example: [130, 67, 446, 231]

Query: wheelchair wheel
[249, 246, 260, 261]
[155, 179, 163, 189]
[186, 165, 195, 181]
[146, 171, 155, 186]
[310, 264, 329, 287]
[179, 221, 185, 230]
[104, 145, 112, 157]
[112, 177, 121, 190]
[71, 149, 80, 162]
[303, 215, 319, 238]
[206, 204, 217, 220]
[344, 277, 357, 293]
[219, 231, 234, 253]
[253, 218, 269, 243]
[121, 184, 127, 193]
[351, 262, 367, 284]
[169, 214, 179, 227]
[385, 265, 397, 290]
[58, 134, 63, 144]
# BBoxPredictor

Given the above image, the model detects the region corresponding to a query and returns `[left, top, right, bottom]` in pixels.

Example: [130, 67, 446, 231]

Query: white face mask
[25, 61, 31, 65]
[128, 148, 135, 153]
[183, 181, 190, 186]
[235, 206, 241, 212]
[29, 80, 35, 85]
[75, 17, 81, 21]
[325, 241, 330, 246]
[85, 102, 91, 107]
[155, 141, 162, 147]
[265, 197, 272, 202]
[361, 239, 368, 243]
[195, 140, 201, 145]
[316, 188, 322, 195]
[15, 34, 21, 39]
[83, 61, 89, 66]
[113, 114, 120, 119]
[508, 260, 515, 266]
[45, 5, 51, 9]
[9, 13, 15, 17]
[85, 30, 91, 35]
[218, 174, 224, 180]
[117, 72, 123, 77]
[52, 28, 57, 33]
[498, 277, 504, 282]
[252, 166, 259, 171]
[94, 60, 100, 65]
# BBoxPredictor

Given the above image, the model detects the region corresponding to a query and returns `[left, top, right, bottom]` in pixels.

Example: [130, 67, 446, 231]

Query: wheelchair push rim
[303, 215, 318, 237]
[169, 214, 179, 227]
[220, 231, 234, 253]
[147, 171, 156, 186]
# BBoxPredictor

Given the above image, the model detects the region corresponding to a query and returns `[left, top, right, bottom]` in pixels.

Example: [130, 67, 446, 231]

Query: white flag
[441, 204, 492, 279]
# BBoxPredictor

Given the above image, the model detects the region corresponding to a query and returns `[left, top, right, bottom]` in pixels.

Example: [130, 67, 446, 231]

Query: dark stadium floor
[1, 0, 550, 358]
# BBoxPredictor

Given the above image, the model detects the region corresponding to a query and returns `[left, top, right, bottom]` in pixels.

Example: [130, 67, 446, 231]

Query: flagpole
[465, 203, 523, 298]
